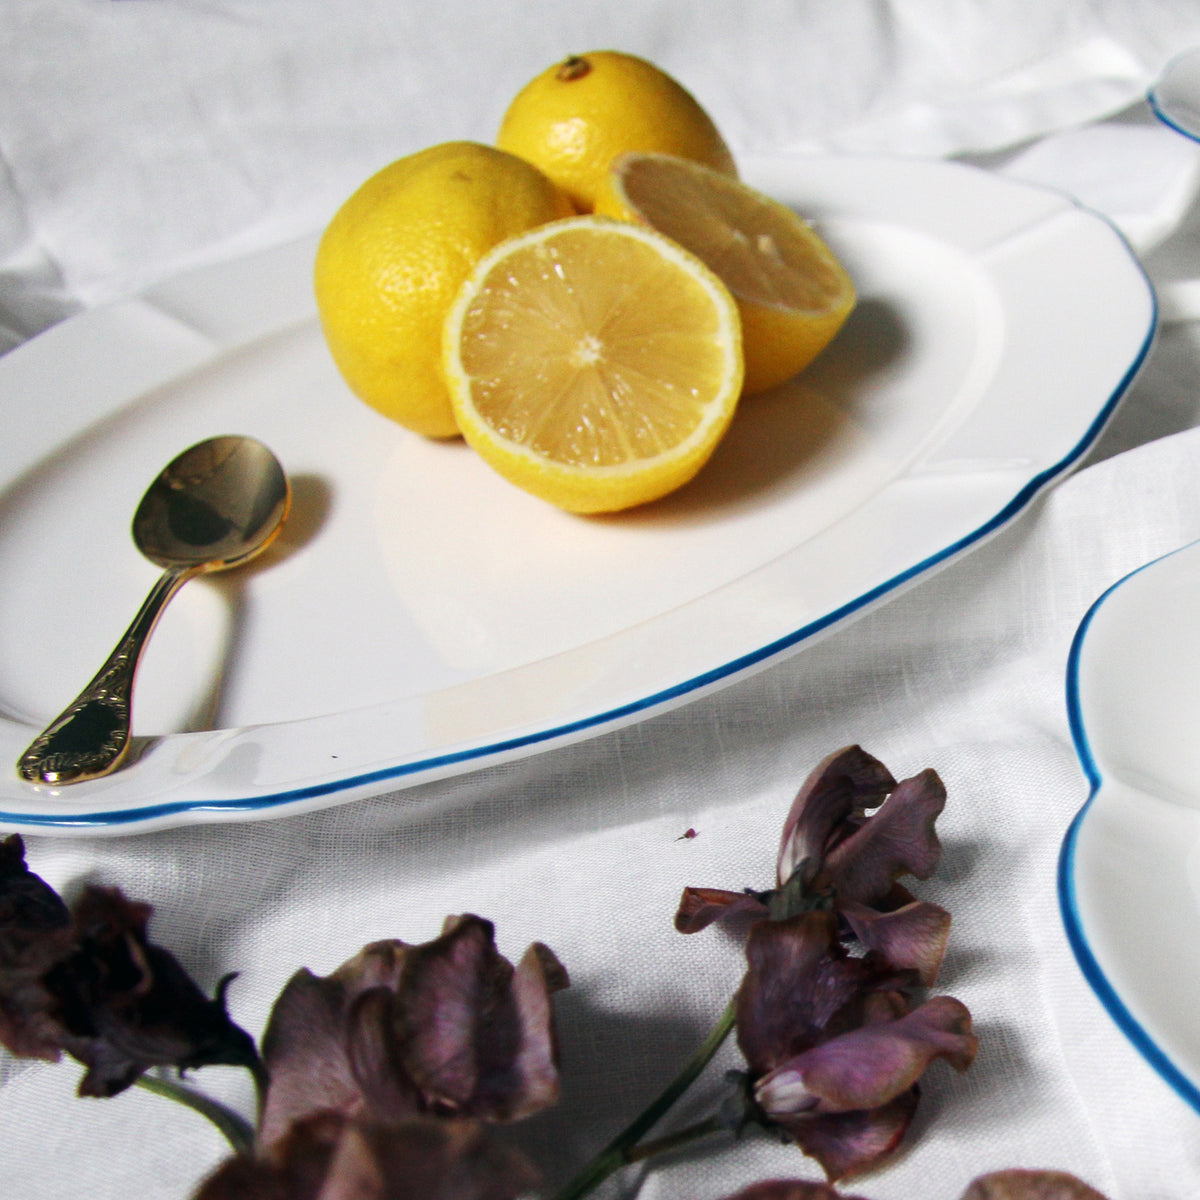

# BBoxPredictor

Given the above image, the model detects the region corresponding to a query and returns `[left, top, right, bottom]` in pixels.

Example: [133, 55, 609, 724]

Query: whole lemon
[314, 141, 573, 437]
[496, 50, 737, 212]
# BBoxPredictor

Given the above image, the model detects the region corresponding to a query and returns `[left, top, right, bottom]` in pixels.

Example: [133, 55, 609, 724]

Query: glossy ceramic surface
[1062, 539, 1200, 1113]
[0, 154, 1155, 832]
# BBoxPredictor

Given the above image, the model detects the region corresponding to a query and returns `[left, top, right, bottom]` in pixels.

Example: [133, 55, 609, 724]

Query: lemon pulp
[596, 152, 856, 394]
[444, 217, 743, 512]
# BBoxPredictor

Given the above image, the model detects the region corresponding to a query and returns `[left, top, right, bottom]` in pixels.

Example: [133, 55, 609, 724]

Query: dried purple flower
[0, 833, 73, 1060]
[959, 1170, 1112, 1200]
[0, 835, 258, 1096]
[819, 767, 946, 906]
[258, 914, 568, 1149]
[45, 886, 260, 1096]
[732, 911, 976, 1179]
[674, 749, 973, 1181]
[676, 746, 952, 985]
[714, 1181, 873, 1200]
[708, 1170, 1113, 1200]
[776, 746, 898, 890]
[734, 913, 912, 1075]
[754, 994, 977, 1118]
[193, 1113, 540, 1200]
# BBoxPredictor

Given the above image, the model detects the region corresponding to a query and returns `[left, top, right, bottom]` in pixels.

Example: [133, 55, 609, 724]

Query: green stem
[625, 1114, 727, 1164]
[550, 997, 737, 1200]
[135, 1074, 256, 1156]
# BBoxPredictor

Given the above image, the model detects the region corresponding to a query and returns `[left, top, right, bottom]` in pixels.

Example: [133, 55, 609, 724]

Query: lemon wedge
[595, 152, 856, 394]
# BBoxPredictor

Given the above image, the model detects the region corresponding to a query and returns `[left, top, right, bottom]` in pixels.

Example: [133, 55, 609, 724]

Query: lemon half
[443, 216, 744, 513]
[596, 152, 856, 394]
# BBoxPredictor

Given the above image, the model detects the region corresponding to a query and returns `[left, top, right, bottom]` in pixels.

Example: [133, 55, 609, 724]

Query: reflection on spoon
[17, 435, 290, 786]
[1150, 47, 1200, 142]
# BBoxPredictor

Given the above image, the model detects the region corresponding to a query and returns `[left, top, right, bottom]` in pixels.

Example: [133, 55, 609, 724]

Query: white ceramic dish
[0, 153, 1154, 835]
[1061, 540, 1200, 1112]
[1150, 46, 1200, 143]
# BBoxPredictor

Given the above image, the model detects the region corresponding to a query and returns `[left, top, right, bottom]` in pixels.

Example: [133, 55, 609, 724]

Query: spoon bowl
[133, 436, 290, 570]
[17, 435, 290, 786]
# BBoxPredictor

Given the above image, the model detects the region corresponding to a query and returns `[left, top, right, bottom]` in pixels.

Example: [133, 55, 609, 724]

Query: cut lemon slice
[595, 152, 856, 395]
[443, 216, 744, 513]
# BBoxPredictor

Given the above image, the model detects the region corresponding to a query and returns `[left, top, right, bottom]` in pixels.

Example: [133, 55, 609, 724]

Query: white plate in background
[1062, 539, 1200, 1113]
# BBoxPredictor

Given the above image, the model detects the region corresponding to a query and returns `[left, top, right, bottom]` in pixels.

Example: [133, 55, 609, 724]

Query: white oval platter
[0, 153, 1155, 833]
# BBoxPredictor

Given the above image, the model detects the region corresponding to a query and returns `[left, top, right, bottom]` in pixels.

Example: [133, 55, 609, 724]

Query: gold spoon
[17, 435, 291, 786]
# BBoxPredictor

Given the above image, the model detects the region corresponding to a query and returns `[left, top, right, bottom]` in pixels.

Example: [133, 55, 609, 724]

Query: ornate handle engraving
[18, 567, 195, 785]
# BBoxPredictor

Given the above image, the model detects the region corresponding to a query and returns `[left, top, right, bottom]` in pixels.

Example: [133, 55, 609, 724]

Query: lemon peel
[314, 141, 572, 437]
[497, 51, 736, 212]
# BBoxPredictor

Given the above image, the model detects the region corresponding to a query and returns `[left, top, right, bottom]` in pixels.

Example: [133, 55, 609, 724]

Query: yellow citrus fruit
[443, 216, 744, 513]
[314, 141, 573, 438]
[496, 50, 737, 213]
[595, 152, 856, 395]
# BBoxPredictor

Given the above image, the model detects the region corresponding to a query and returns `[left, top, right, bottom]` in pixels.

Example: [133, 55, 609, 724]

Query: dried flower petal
[505, 941, 569, 1116]
[42, 886, 259, 1096]
[715, 1180, 874, 1200]
[776, 747, 896, 888]
[838, 898, 951, 985]
[779, 1088, 919, 1182]
[0, 835, 71, 945]
[346, 987, 424, 1121]
[259, 942, 416, 1148]
[735, 913, 910, 1074]
[674, 887, 768, 934]
[735, 912, 839, 1071]
[319, 1116, 538, 1200]
[194, 1114, 539, 1200]
[754, 995, 976, 1117]
[398, 915, 568, 1120]
[960, 1170, 1112, 1200]
[197, 1111, 343, 1199]
[259, 916, 567, 1149]
[823, 769, 946, 905]
[0, 834, 73, 1060]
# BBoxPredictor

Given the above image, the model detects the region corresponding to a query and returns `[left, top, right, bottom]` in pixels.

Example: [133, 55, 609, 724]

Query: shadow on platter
[606, 295, 911, 526]
[244, 471, 332, 572]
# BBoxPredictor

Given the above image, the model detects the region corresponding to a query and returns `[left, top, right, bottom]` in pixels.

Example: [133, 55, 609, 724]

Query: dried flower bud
[194, 1114, 539, 1200]
[0, 836, 257, 1096]
[959, 1170, 1112, 1200]
[259, 914, 568, 1149]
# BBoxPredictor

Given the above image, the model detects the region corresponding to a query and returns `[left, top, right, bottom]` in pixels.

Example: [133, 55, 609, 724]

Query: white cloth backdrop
[5, 3, 1200, 1198]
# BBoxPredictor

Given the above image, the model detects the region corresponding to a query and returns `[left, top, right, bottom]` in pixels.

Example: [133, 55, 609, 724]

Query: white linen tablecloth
[5, 4, 1200, 1198]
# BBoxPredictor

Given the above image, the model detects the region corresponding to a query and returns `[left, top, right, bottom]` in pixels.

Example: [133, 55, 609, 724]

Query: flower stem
[135, 1073, 256, 1156]
[550, 997, 737, 1200]
[625, 1114, 727, 1163]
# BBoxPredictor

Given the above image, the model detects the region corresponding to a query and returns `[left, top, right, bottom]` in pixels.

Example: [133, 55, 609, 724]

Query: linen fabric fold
[4, 4, 1200, 1199]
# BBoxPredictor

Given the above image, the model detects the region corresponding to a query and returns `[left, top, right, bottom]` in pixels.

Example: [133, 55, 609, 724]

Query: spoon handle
[17, 565, 197, 785]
